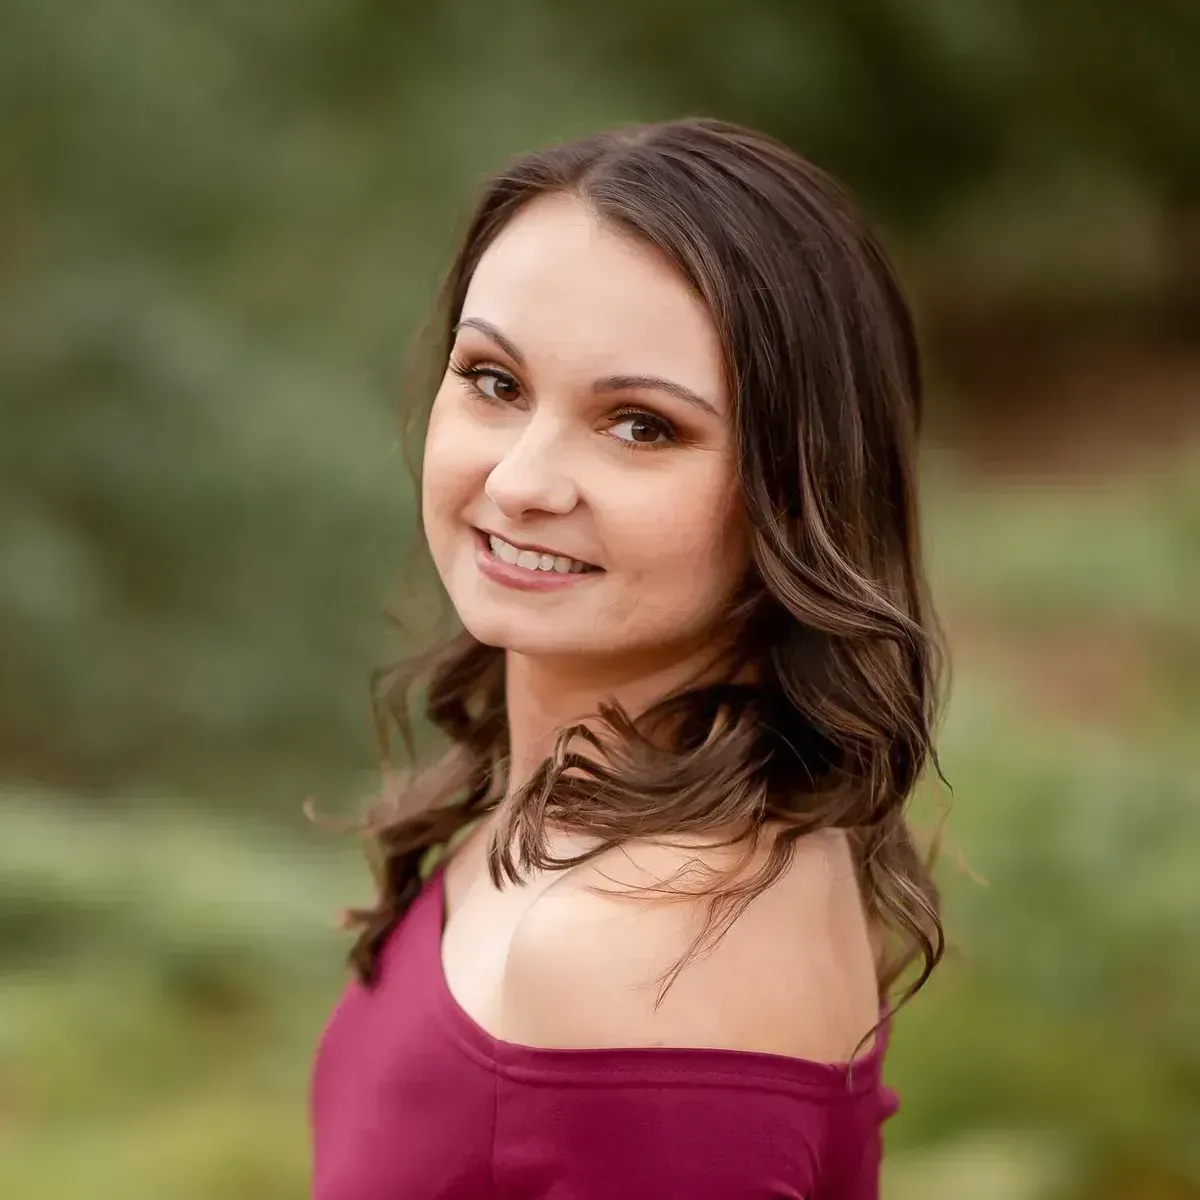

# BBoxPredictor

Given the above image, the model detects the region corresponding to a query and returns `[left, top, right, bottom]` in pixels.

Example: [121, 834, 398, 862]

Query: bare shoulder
[498, 828, 883, 1063]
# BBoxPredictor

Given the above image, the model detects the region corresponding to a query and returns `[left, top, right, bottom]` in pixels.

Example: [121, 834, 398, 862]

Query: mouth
[473, 529, 602, 591]
[478, 530, 600, 575]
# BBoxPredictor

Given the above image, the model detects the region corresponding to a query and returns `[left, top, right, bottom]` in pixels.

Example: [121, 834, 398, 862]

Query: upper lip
[478, 528, 597, 566]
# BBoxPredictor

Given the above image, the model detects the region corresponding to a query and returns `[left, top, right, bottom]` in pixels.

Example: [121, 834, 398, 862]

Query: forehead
[459, 193, 728, 408]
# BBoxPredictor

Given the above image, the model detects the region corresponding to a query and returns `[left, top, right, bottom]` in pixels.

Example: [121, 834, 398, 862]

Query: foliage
[3, 0, 1196, 789]
[1, 2, 1197, 1195]
[3, 460, 1199, 1198]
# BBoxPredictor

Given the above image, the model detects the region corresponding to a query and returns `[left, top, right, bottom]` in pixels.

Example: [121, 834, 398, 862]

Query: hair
[343, 117, 946, 1032]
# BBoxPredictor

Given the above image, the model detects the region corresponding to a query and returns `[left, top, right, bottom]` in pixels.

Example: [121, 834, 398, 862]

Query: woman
[312, 117, 944, 1199]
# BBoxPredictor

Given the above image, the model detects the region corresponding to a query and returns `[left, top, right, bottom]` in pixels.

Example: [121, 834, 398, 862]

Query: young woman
[311, 117, 944, 1199]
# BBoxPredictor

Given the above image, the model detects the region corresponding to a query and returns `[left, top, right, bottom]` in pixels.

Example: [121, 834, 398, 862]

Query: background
[2, 2, 1198, 1196]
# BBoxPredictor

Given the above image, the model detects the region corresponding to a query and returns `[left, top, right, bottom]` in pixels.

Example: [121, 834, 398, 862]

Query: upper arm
[499, 832, 881, 1063]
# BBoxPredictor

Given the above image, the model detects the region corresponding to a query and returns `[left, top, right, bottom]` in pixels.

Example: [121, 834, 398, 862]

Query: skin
[422, 192, 748, 784]
[422, 192, 881, 1063]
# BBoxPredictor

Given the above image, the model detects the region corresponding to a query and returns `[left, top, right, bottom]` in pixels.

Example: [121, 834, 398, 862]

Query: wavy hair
[344, 118, 946, 1024]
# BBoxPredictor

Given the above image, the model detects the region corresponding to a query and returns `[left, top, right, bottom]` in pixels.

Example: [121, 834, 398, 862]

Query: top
[310, 856, 899, 1199]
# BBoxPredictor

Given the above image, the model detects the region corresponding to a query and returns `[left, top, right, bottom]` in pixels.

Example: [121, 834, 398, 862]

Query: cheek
[609, 462, 748, 596]
[421, 391, 480, 536]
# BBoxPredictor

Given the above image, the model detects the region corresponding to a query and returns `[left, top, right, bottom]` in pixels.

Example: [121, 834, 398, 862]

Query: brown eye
[610, 413, 673, 446]
[475, 370, 520, 402]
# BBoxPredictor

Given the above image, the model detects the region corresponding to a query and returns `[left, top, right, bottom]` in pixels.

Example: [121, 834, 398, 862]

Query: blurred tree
[1, 0, 1196, 793]
[1, 6, 1198, 1193]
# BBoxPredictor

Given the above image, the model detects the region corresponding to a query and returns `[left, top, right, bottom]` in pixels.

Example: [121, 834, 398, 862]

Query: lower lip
[473, 532, 600, 592]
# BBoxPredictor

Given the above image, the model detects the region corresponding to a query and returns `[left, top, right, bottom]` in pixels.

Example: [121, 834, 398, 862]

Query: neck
[502, 642, 724, 797]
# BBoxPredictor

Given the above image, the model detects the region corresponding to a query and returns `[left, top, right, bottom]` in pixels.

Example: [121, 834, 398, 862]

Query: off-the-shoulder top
[311, 850, 899, 1198]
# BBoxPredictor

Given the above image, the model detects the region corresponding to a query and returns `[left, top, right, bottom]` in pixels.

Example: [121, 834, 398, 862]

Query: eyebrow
[453, 318, 526, 367]
[453, 317, 722, 419]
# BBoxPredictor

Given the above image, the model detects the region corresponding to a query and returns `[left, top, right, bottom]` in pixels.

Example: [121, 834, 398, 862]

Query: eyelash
[447, 358, 679, 450]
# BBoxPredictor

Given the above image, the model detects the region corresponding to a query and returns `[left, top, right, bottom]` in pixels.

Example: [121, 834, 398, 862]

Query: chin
[459, 611, 604, 657]
[444, 567, 610, 656]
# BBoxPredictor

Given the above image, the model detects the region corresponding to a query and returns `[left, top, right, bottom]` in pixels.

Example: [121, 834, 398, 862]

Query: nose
[484, 417, 579, 519]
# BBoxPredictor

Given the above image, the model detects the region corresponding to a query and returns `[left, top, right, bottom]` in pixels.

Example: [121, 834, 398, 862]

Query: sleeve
[491, 1074, 828, 1200]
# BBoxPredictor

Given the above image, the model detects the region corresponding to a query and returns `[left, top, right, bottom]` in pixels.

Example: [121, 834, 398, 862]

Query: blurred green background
[2, 2, 1198, 1197]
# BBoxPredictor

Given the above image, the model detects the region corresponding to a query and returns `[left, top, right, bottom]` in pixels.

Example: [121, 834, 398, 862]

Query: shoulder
[498, 827, 883, 1064]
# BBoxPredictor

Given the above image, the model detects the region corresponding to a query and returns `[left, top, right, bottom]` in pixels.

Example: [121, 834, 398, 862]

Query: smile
[473, 529, 601, 592]
[486, 533, 595, 575]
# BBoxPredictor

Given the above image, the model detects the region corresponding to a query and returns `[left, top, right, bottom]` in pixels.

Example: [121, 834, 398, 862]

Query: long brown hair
[345, 117, 946, 1021]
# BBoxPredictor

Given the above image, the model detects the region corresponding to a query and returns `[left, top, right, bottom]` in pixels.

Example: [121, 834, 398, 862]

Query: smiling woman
[424, 192, 746, 661]
[311, 118, 944, 1200]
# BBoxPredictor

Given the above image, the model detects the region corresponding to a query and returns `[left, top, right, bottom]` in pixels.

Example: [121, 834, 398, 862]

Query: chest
[437, 826, 570, 1038]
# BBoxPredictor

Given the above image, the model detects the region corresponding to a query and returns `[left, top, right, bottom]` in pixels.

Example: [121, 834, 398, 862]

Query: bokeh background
[2, 3, 1198, 1197]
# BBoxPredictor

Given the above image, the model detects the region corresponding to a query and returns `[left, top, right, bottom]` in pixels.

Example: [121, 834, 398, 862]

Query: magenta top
[311, 860, 898, 1198]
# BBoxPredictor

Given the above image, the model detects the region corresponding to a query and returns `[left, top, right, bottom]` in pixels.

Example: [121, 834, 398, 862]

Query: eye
[608, 412, 675, 447]
[448, 358, 522, 404]
[473, 369, 520, 403]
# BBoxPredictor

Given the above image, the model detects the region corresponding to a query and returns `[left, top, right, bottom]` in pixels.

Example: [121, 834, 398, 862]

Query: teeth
[493, 537, 519, 565]
[487, 534, 590, 574]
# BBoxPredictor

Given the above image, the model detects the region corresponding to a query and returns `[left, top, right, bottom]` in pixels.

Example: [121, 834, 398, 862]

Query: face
[422, 193, 748, 668]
